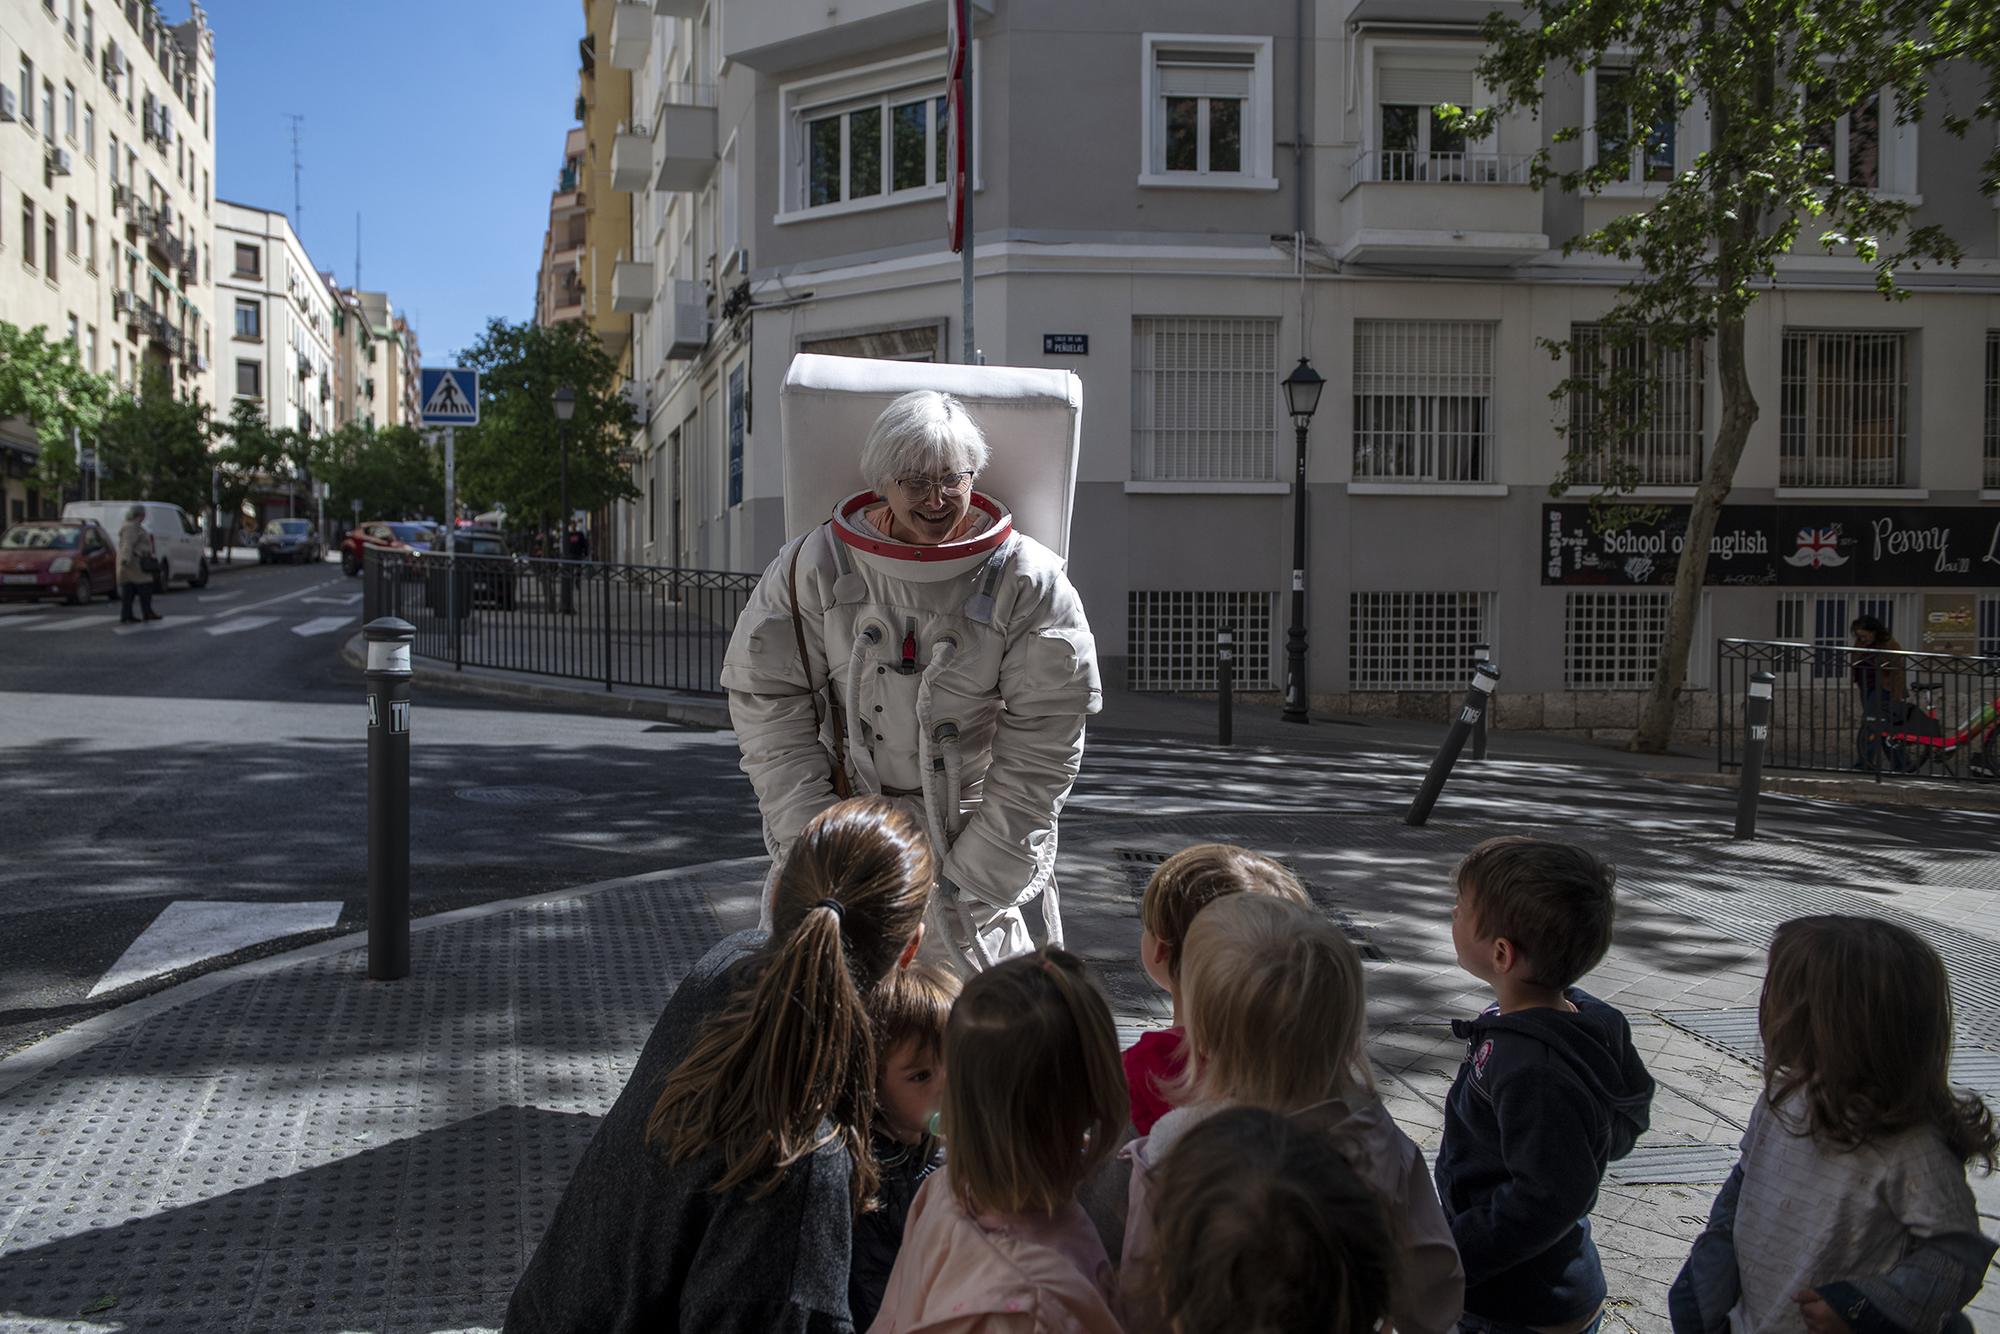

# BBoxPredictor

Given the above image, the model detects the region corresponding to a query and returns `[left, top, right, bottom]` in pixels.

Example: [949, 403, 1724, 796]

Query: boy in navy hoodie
[1435, 837, 1656, 1334]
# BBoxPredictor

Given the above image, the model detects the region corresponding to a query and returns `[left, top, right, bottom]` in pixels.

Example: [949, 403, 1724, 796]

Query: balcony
[725, 0, 991, 72]
[609, 2, 651, 70]
[612, 259, 654, 313]
[1331, 150, 1548, 265]
[663, 280, 708, 359]
[611, 129, 652, 193]
[655, 85, 719, 193]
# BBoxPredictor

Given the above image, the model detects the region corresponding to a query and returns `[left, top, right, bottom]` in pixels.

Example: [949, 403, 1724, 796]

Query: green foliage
[311, 422, 443, 520]
[451, 318, 639, 526]
[0, 321, 116, 495]
[211, 399, 294, 529]
[95, 372, 214, 514]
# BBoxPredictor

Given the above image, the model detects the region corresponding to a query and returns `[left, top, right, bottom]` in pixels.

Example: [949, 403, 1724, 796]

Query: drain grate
[1108, 847, 1391, 962]
[1607, 1142, 1741, 1185]
[454, 785, 584, 806]
[1660, 1008, 2000, 1103]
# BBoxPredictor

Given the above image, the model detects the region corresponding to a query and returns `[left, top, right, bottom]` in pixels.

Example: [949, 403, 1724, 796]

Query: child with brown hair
[1125, 842, 1310, 1133]
[1671, 916, 1998, 1334]
[868, 949, 1129, 1333]
[1138, 1104, 1398, 1334]
[1121, 892, 1464, 1334]
[850, 963, 961, 1332]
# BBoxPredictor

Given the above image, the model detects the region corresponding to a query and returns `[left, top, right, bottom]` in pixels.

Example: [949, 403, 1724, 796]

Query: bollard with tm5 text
[1733, 671, 1776, 840]
[1406, 662, 1501, 827]
[365, 616, 415, 981]
[1470, 643, 1493, 761]
[1216, 625, 1234, 747]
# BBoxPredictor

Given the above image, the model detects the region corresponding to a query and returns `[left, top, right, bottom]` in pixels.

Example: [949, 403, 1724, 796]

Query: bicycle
[1872, 683, 2000, 780]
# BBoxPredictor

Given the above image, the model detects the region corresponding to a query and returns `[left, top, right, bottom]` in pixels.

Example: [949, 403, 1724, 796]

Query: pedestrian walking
[1849, 615, 1909, 769]
[116, 505, 162, 624]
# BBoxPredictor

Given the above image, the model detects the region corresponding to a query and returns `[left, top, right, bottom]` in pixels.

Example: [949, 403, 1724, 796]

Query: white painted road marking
[301, 592, 362, 606]
[89, 900, 345, 997]
[112, 614, 210, 636]
[204, 615, 277, 636]
[290, 615, 356, 637]
[212, 578, 342, 620]
[195, 589, 243, 603]
[19, 615, 102, 633]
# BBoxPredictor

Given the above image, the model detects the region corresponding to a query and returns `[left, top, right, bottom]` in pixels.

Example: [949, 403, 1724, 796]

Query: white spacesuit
[720, 356, 1098, 968]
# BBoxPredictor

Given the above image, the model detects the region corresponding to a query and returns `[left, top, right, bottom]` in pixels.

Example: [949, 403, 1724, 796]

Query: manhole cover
[454, 785, 584, 806]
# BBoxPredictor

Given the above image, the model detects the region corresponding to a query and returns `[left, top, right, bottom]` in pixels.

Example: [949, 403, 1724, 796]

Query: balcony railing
[1346, 149, 1536, 191]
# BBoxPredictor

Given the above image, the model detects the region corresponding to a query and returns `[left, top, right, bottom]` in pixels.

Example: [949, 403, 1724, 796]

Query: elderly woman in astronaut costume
[720, 389, 1101, 968]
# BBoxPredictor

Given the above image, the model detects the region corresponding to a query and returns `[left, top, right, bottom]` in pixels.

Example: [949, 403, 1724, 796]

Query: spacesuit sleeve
[720, 533, 841, 861]
[942, 565, 1102, 909]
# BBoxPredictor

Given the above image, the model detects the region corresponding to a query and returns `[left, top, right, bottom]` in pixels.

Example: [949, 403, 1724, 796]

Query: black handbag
[138, 553, 160, 574]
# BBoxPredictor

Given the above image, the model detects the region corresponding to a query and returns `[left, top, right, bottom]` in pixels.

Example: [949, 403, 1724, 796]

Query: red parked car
[339, 521, 436, 576]
[0, 519, 119, 605]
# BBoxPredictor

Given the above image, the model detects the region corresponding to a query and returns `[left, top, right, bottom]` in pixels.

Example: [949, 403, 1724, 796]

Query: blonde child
[1125, 843, 1310, 1133]
[869, 949, 1128, 1334]
[1671, 916, 1998, 1334]
[1121, 893, 1465, 1334]
[1138, 1105, 1398, 1334]
[850, 963, 962, 1332]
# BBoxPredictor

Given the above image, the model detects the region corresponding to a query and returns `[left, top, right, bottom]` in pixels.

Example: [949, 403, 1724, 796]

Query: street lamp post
[553, 385, 576, 615]
[1280, 357, 1325, 724]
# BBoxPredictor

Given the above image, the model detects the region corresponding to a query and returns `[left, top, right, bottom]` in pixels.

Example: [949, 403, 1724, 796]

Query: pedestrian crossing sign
[419, 367, 480, 426]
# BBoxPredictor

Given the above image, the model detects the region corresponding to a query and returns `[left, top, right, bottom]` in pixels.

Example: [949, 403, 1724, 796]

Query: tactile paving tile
[1607, 1142, 1742, 1185]
[1659, 1008, 2000, 1103]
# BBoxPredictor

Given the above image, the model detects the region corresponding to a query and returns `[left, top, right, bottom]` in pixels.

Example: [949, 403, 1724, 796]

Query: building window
[1984, 332, 1999, 489]
[1779, 329, 1909, 487]
[1127, 590, 1277, 691]
[82, 102, 94, 158]
[803, 89, 949, 208]
[1806, 90, 1882, 190]
[236, 359, 261, 397]
[16, 58, 30, 130]
[1563, 590, 1711, 690]
[43, 211, 57, 280]
[66, 314, 78, 347]
[85, 215, 96, 271]
[1141, 35, 1274, 186]
[1567, 324, 1705, 485]
[1353, 320, 1496, 482]
[233, 242, 260, 277]
[85, 324, 97, 370]
[1587, 68, 1676, 183]
[234, 299, 260, 339]
[19, 199, 33, 269]
[1131, 316, 1278, 482]
[64, 199, 77, 256]
[1349, 592, 1494, 691]
[42, 80, 56, 143]
[63, 81, 76, 140]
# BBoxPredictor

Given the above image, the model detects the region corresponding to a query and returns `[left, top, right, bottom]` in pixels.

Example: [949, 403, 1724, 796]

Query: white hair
[857, 390, 990, 495]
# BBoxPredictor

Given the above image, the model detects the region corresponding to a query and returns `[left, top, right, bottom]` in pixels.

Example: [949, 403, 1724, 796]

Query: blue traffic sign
[419, 367, 479, 426]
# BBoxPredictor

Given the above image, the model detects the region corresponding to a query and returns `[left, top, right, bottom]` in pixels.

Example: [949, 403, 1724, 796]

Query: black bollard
[1217, 625, 1235, 747]
[364, 616, 415, 980]
[1406, 662, 1501, 827]
[1470, 642, 1492, 761]
[1734, 670, 1775, 840]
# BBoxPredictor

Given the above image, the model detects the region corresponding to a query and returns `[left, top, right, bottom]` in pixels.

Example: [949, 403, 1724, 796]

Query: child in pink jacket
[868, 949, 1129, 1334]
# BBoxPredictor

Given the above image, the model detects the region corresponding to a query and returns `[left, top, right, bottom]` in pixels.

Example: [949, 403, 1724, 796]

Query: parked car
[259, 519, 325, 565]
[0, 519, 119, 605]
[62, 500, 209, 591]
[422, 526, 519, 612]
[340, 521, 435, 576]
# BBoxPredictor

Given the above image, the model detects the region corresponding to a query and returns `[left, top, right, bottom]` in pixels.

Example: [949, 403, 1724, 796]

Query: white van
[61, 501, 210, 591]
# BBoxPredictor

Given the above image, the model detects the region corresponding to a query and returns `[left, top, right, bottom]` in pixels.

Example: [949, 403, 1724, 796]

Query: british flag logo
[1782, 525, 1849, 569]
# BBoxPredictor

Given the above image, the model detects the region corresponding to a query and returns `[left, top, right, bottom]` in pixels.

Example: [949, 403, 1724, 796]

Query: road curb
[337, 631, 733, 728]
[0, 855, 768, 1101]
[1647, 768, 2000, 813]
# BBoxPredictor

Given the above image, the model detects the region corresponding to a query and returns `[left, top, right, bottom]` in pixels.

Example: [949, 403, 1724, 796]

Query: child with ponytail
[505, 796, 935, 1334]
[869, 949, 1129, 1333]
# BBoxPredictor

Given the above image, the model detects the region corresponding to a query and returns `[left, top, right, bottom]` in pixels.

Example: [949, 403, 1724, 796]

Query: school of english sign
[1542, 503, 2000, 588]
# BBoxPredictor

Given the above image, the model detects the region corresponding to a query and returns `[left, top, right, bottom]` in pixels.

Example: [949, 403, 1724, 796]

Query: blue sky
[188, 0, 578, 363]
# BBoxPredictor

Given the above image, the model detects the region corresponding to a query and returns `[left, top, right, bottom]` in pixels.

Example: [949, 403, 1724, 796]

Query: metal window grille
[1779, 330, 1909, 487]
[1348, 591, 1495, 691]
[1131, 317, 1278, 482]
[1980, 595, 2000, 659]
[1567, 324, 1704, 484]
[1563, 590, 1712, 690]
[1985, 333, 1999, 489]
[1352, 320, 1494, 481]
[1127, 590, 1276, 691]
[1775, 591, 1923, 679]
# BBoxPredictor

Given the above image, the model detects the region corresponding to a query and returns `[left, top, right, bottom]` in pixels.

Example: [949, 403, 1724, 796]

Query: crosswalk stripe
[204, 615, 277, 636]
[290, 615, 355, 637]
[112, 614, 209, 636]
[19, 615, 102, 633]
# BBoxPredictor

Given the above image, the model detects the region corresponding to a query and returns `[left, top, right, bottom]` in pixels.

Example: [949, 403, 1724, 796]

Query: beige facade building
[534, 126, 588, 328]
[330, 288, 418, 431]
[602, 0, 2000, 724]
[215, 200, 333, 442]
[1, 0, 217, 525]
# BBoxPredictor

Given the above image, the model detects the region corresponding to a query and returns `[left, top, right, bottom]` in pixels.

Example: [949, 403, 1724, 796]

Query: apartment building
[215, 200, 333, 444]
[607, 0, 2000, 724]
[0, 0, 217, 525]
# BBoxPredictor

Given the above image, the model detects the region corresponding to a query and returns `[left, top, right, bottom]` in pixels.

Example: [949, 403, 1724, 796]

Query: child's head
[1451, 837, 1616, 991]
[869, 962, 961, 1145]
[1139, 843, 1310, 994]
[1762, 915, 1998, 1169]
[941, 948, 1127, 1216]
[1140, 1105, 1396, 1334]
[648, 796, 934, 1210]
[1173, 894, 1373, 1110]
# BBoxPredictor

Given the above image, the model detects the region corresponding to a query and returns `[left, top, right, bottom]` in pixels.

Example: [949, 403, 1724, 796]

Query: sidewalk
[1, 738, 1996, 1332]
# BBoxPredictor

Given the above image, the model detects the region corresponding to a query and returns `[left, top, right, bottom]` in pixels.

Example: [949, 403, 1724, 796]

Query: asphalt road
[0, 555, 765, 1055]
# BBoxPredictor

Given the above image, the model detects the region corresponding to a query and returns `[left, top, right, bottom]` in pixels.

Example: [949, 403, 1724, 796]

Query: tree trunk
[1632, 314, 1759, 752]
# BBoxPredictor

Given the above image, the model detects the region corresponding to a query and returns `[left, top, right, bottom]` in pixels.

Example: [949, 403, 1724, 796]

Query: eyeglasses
[894, 471, 975, 502]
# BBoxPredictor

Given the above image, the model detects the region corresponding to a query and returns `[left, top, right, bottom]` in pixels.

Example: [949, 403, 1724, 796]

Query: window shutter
[1157, 57, 1253, 100]
[1378, 67, 1474, 107]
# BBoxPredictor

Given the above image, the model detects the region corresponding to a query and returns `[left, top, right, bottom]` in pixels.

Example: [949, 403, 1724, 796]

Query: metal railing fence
[1717, 638, 2000, 783]
[363, 548, 759, 696]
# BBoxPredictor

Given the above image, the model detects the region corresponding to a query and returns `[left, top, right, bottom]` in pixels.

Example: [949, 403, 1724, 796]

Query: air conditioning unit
[722, 246, 749, 277]
[158, 201, 174, 228]
[111, 182, 128, 213]
[47, 147, 73, 177]
[0, 87, 16, 122]
[113, 289, 135, 315]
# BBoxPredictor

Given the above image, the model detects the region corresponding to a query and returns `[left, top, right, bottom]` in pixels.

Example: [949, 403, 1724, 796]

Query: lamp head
[1281, 357, 1324, 425]
[552, 385, 577, 422]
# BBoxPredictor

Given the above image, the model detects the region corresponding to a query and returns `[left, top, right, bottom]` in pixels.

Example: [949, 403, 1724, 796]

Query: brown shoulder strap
[788, 526, 852, 797]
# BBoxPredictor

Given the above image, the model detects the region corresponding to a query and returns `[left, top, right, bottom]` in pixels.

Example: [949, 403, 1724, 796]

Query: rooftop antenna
[354, 211, 362, 291]
[286, 113, 305, 232]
